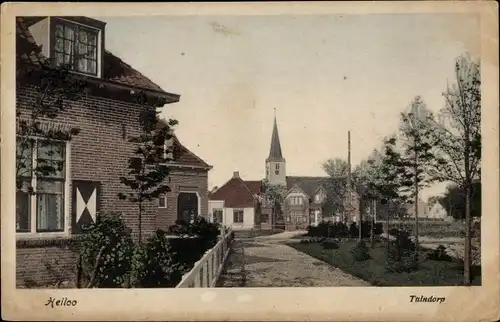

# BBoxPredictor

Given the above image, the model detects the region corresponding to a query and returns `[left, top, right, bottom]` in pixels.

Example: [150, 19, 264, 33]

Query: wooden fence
[175, 229, 233, 288]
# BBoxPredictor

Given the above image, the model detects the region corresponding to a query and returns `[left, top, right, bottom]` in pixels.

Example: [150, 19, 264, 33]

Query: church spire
[267, 109, 284, 161]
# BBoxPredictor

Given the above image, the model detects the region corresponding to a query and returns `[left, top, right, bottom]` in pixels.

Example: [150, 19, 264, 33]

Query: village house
[209, 115, 359, 231]
[208, 171, 262, 230]
[15, 16, 211, 287]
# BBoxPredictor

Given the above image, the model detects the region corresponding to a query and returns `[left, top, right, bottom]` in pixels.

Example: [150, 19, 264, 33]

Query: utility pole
[370, 198, 376, 247]
[409, 111, 420, 263]
[347, 130, 352, 225]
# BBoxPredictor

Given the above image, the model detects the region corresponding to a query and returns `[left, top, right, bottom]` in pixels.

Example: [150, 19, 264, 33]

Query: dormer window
[53, 20, 99, 75]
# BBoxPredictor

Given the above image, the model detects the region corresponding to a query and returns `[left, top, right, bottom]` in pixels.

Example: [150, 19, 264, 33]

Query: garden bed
[288, 240, 481, 286]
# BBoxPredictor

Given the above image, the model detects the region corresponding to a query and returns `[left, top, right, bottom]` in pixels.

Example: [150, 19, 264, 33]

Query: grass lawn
[288, 240, 481, 286]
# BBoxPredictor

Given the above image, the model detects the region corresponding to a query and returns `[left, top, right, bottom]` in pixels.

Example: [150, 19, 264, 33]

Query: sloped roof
[156, 119, 211, 169]
[171, 135, 211, 169]
[209, 177, 257, 208]
[267, 116, 284, 161]
[16, 16, 178, 100]
[243, 180, 263, 195]
[286, 176, 331, 197]
[286, 176, 348, 215]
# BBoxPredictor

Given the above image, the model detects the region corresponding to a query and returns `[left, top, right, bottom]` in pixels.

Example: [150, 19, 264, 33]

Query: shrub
[374, 222, 384, 235]
[385, 229, 417, 273]
[190, 217, 221, 249]
[350, 240, 370, 261]
[132, 230, 184, 288]
[386, 250, 418, 273]
[427, 245, 452, 262]
[168, 217, 220, 249]
[348, 222, 358, 238]
[79, 212, 135, 288]
[321, 239, 339, 250]
[300, 237, 324, 244]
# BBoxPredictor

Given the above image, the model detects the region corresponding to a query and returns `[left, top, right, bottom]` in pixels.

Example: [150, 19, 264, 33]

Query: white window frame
[16, 137, 71, 239]
[158, 194, 167, 208]
[51, 17, 103, 78]
[233, 209, 244, 223]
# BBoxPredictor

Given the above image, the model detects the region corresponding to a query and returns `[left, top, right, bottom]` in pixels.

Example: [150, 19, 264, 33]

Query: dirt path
[217, 232, 369, 287]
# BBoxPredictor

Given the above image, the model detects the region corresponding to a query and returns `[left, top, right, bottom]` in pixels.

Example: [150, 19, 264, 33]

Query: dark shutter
[72, 180, 101, 234]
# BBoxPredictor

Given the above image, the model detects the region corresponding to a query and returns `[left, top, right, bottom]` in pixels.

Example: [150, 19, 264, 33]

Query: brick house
[15, 16, 211, 287]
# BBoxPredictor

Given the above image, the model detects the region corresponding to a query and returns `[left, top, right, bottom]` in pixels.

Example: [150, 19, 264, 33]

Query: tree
[16, 55, 87, 230]
[322, 158, 351, 221]
[438, 181, 481, 219]
[422, 54, 481, 285]
[261, 180, 287, 229]
[118, 93, 178, 243]
[353, 149, 384, 246]
[372, 136, 410, 251]
[322, 158, 349, 178]
[389, 96, 436, 262]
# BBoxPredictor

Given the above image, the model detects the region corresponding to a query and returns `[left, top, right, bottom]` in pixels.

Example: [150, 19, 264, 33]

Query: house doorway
[177, 192, 198, 222]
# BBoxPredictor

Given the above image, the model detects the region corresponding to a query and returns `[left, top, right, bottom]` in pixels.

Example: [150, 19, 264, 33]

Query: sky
[95, 13, 480, 200]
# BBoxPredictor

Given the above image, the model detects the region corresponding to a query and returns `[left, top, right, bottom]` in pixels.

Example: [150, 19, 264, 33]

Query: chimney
[233, 171, 240, 179]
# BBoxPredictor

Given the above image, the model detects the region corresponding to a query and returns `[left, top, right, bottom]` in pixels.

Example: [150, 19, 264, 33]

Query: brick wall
[15, 84, 207, 287]
[17, 242, 78, 288]
[155, 167, 209, 230]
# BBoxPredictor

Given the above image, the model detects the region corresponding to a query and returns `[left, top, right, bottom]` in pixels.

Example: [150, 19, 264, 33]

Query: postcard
[1, 1, 499, 321]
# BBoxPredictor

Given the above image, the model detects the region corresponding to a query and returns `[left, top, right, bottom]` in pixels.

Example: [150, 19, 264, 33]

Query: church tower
[265, 112, 286, 186]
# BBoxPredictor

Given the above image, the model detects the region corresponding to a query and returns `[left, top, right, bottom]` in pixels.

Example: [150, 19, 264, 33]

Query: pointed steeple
[267, 109, 284, 161]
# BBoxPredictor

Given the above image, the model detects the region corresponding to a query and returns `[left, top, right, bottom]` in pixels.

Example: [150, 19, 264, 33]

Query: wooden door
[177, 192, 198, 222]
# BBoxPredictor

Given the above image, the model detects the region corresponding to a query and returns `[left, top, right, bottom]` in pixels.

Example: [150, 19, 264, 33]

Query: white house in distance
[208, 171, 262, 230]
[426, 201, 450, 220]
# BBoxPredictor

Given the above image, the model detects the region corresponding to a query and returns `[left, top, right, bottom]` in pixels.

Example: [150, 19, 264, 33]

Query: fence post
[208, 253, 213, 286]
[203, 261, 209, 287]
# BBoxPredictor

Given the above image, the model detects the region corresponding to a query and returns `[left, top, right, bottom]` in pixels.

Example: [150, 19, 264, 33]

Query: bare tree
[423, 54, 481, 285]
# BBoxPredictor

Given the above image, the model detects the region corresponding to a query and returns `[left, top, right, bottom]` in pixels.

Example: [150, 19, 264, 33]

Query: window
[213, 209, 223, 223]
[275, 164, 280, 170]
[275, 163, 280, 175]
[233, 210, 244, 223]
[158, 194, 167, 208]
[261, 214, 269, 223]
[53, 20, 99, 75]
[16, 138, 67, 233]
[289, 196, 303, 206]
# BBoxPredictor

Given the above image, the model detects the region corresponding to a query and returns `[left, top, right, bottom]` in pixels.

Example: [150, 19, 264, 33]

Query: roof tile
[209, 178, 257, 208]
[17, 16, 173, 97]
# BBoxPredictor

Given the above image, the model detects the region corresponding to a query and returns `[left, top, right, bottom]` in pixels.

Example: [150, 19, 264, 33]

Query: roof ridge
[238, 177, 259, 199]
[209, 177, 236, 200]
